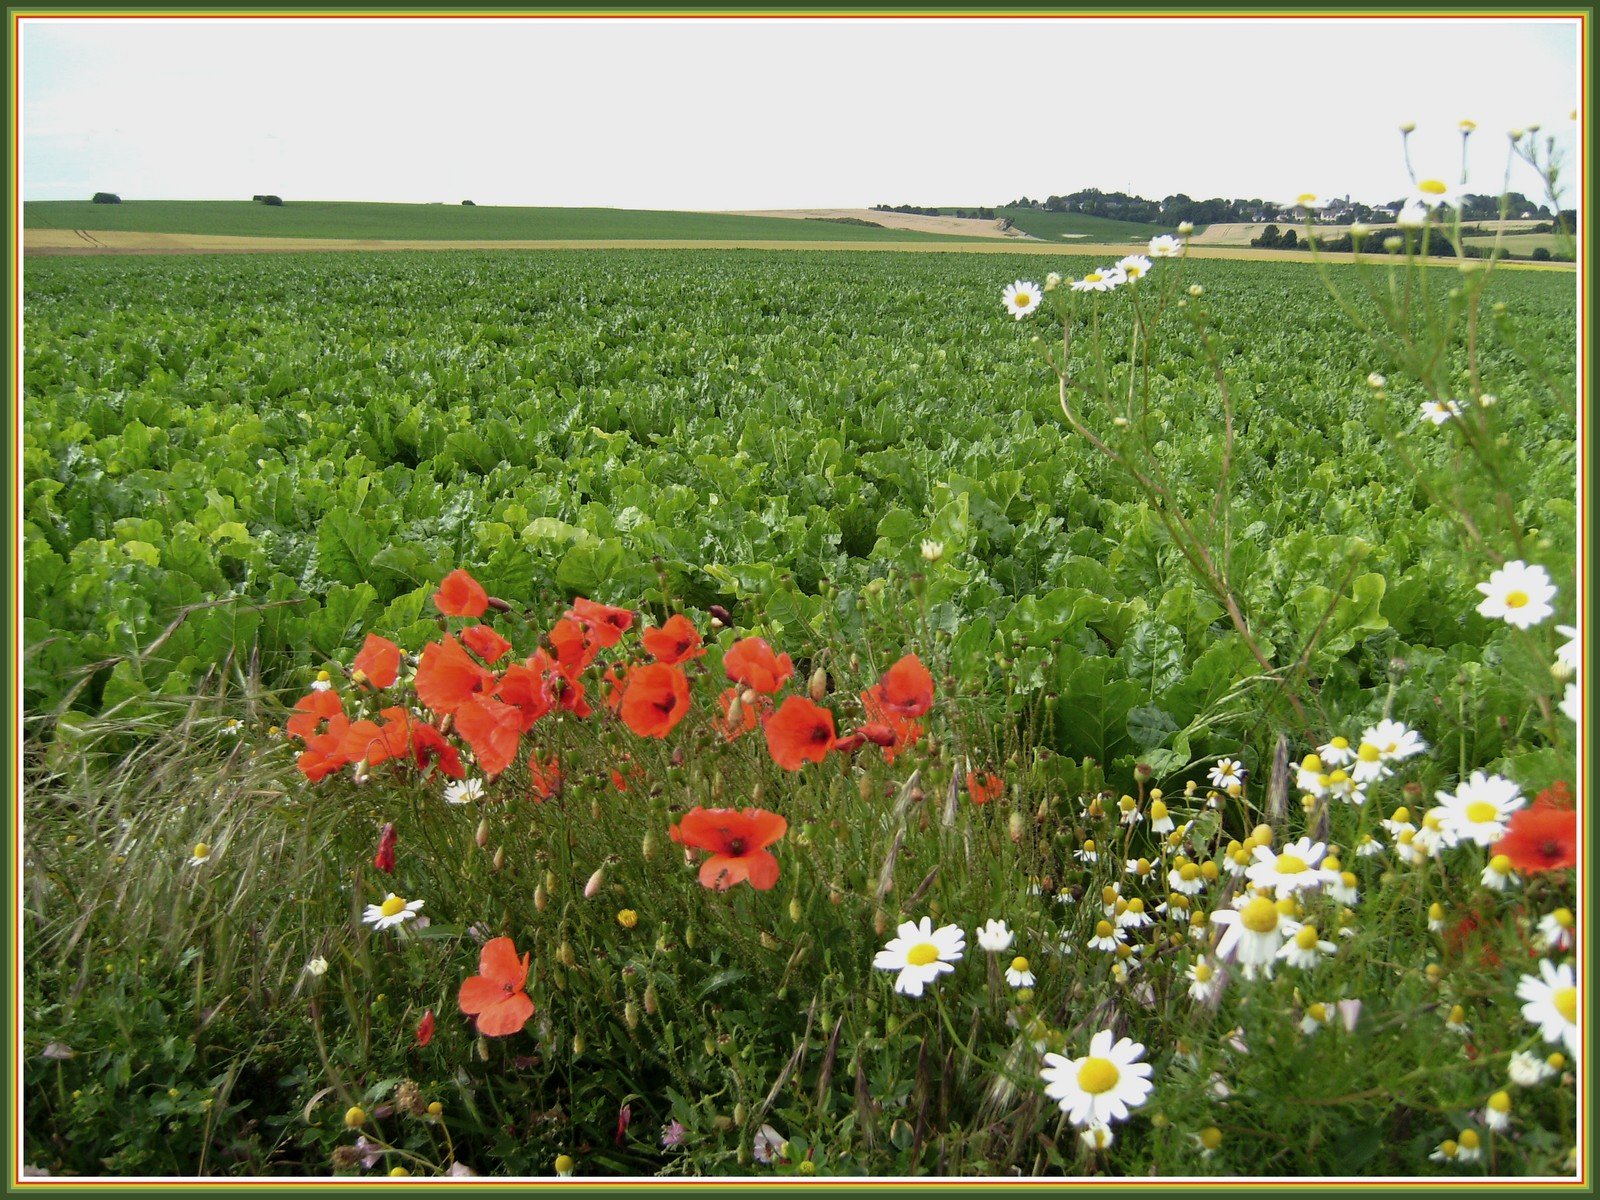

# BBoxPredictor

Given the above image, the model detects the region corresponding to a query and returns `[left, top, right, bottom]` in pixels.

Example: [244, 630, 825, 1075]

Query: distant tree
[462, 200, 476, 206]
[91, 192, 121, 204]
[255, 194, 283, 206]
[1251, 224, 1281, 248]
[1280, 228, 1298, 249]
[1531, 246, 1552, 261]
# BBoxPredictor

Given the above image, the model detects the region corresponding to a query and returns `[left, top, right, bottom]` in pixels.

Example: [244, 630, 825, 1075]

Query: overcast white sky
[20, 17, 1582, 210]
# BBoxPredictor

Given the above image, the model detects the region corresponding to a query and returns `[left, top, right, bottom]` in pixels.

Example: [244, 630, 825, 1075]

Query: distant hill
[22, 200, 994, 244]
[983, 207, 1169, 243]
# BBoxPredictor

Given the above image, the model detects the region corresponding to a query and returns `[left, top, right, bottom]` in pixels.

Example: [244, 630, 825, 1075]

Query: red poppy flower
[967, 772, 1005, 806]
[859, 690, 924, 765]
[342, 707, 418, 768]
[611, 768, 629, 792]
[723, 637, 794, 695]
[296, 716, 351, 781]
[765, 696, 837, 771]
[1444, 911, 1503, 971]
[455, 695, 524, 776]
[868, 654, 935, 719]
[496, 660, 555, 732]
[351, 634, 401, 690]
[287, 689, 344, 742]
[567, 597, 635, 648]
[434, 569, 489, 618]
[620, 663, 692, 739]
[460, 624, 513, 665]
[670, 807, 788, 891]
[615, 1102, 632, 1147]
[414, 637, 496, 716]
[1493, 801, 1577, 873]
[642, 615, 705, 665]
[715, 687, 767, 740]
[528, 752, 563, 801]
[601, 665, 626, 715]
[458, 937, 534, 1038]
[374, 822, 398, 874]
[833, 732, 866, 753]
[1536, 780, 1574, 809]
[547, 618, 601, 680]
[416, 1010, 436, 1048]
[407, 722, 466, 780]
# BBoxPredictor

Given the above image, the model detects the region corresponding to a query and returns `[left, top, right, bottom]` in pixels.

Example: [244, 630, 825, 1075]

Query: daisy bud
[809, 668, 828, 703]
[585, 867, 606, 898]
[1383, 236, 1404, 253]
[534, 884, 548, 912]
[617, 909, 638, 929]
[1178, 221, 1195, 235]
[475, 819, 490, 848]
[644, 983, 659, 1015]
[1251, 824, 1274, 846]
[1367, 372, 1387, 388]
[1400, 121, 1416, 133]
[492, 846, 506, 873]
[344, 1106, 366, 1129]
[1187, 284, 1204, 297]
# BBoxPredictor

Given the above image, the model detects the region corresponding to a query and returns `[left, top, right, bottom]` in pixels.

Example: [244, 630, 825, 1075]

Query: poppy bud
[809, 668, 827, 703]
[685, 927, 698, 950]
[859, 724, 895, 747]
[534, 884, 548, 912]
[476, 819, 490, 848]
[712, 770, 726, 799]
[544, 869, 558, 893]
[708, 604, 732, 627]
[644, 983, 659, 1015]
[829, 888, 844, 905]
[741, 687, 758, 707]
[572, 1033, 585, 1057]
[558, 941, 575, 967]
[789, 897, 803, 922]
[874, 907, 889, 937]
[909, 785, 925, 804]
[641, 832, 658, 861]
[705, 1038, 719, 1058]
[1008, 811, 1024, 842]
[585, 867, 606, 898]
[625, 1001, 641, 1029]
[439, 713, 454, 736]
[849, 653, 860, 673]
[712, 1114, 733, 1132]
[834, 733, 866, 753]
[486, 596, 511, 613]
[760, 932, 779, 950]
[476, 1037, 490, 1062]
[492, 846, 506, 873]
[1134, 763, 1153, 781]
[734, 1102, 748, 1128]
[670, 747, 685, 768]
[373, 823, 397, 874]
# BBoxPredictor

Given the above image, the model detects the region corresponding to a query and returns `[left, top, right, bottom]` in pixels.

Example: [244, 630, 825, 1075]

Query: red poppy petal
[475, 992, 535, 1038]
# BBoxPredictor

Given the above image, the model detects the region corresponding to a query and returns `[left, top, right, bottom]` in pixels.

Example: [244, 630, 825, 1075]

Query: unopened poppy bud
[684, 927, 698, 950]
[741, 687, 759, 707]
[492, 846, 506, 873]
[476, 819, 490, 848]
[625, 1001, 641, 1029]
[726, 694, 744, 726]
[545, 869, 558, 893]
[585, 867, 606, 898]
[760, 932, 779, 950]
[558, 941, 575, 967]
[858, 776, 875, 801]
[642, 831, 658, 861]
[477, 1037, 490, 1062]
[809, 668, 828, 703]
[708, 604, 732, 627]
[534, 884, 548, 912]
[712, 1114, 733, 1132]
[644, 983, 659, 1015]
[789, 897, 803, 922]
[1134, 762, 1153, 781]
[711, 770, 725, 799]
[734, 1102, 748, 1128]
[1008, 811, 1024, 842]
[486, 595, 511, 613]
[572, 1033, 585, 1057]
[874, 907, 889, 937]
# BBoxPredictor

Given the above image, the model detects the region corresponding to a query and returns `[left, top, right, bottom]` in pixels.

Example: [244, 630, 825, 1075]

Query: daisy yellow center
[1554, 908, 1574, 928]
[1554, 987, 1577, 1023]
[1488, 855, 1511, 874]
[1504, 590, 1529, 609]
[1076, 1056, 1121, 1094]
[192, 843, 209, 859]
[1096, 920, 1116, 938]
[380, 896, 407, 917]
[1301, 754, 1323, 771]
[1083, 839, 1097, 852]
[1193, 963, 1213, 982]
[1180, 864, 1200, 881]
[905, 942, 940, 967]
[1240, 896, 1280, 933]
[1307, 1003, 1328, 1022]
[1014, 292, 1032, 307]
[1010, 956, 1030, 973]
[1357, 743, 1381, 762]
[1465, 800, 1499, 823]
[1275, 853, 1308, 874]
[1295, 926, 1320, 950]
[1419, 179, 1449, 195]
[1329, 737, 1349, 750]
[1087, 272, 1104, 283]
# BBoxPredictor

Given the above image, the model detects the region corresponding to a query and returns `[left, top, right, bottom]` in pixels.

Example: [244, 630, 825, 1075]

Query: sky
[20, 17, 1583, 211]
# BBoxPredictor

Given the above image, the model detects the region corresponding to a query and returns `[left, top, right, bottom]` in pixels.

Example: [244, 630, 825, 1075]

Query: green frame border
[4, 2, 1593, 1197]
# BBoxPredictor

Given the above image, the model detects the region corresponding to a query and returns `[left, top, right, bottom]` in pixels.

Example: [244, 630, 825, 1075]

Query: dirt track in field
[22, 228, 1573, 270]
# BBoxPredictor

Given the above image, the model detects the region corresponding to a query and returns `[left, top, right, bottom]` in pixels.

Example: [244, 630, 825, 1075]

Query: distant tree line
[872, 204, 997, 220]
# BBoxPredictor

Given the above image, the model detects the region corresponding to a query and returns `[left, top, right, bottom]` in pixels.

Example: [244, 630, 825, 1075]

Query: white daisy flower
[310, 670, 334, 692]
[1148, 234, 1184, 258]
[1080, 1124, 1114, 1150]
[1071, 266, 1126, 293]
[1296, 754, 1328, 797]
[1040, 1030, 1154, 1128]
[1317, 736, 1355, 767]
[1429, 1139, 1460, 1164]
[1076, 840, 1100, 864]
[1380, 807, 1415, 838]
[304, 955, 330, 977]
[1476, 560, 1557, 629]
[975, 919, 1014, 954]
[363, 893, 425, 931]
[1420, 399, 1463, 425]
[1117, 797, 1141, 826]
[1554, 624, 1579, 675]
[1299, 1001, 1333, 1034]
[1323, 769, 1365, 807]
[873, 917, 964, 998]
[1411, 178, 1463, 209]
[1456, 1130, 1484, 1163]
[1349, 742, 1392, 785]
[1364, 719, 1428, 763]
[1278, 924, 1336, 970]
[1536, 908, 1575, 954]
[1115, 254, 1153, 282]
[1087, 920, 1125, 953]
[920, 539, 945, 563]
[1408, 809, 1455, 859]
[221, 718, 243, 737]
[1435, 772, 1525, 846]
[1507, 1049, 1556, 1087]
[1116, 899, 1152, 930]
[1168, 862, 1206, 896]
[1099, 884, 1122, 915]
[1002, 280, 1043, 321]
[1367, 372, 1388, 389]
[1207, 758, 1245, 789]
[187, 842, 213, 868]
[1124, 858, 1155, 881]
[1186, 957, 1222, 1003]
[1560, 682, 1578, 722]
[1328, 871, 1360, 906]
[1005, 956, 1035, 988]
[1211, 895, 1298, 980]
[1480, 854, 1519, 891]
[444, 777, 486, 806]
[1355, 833, 1384, 858]
[1483, 1091, 1512, 1133]
[1396, 201, 1432, 228]
[1148, 800, 1174, 834]
[1245, 837, 1338, 895]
